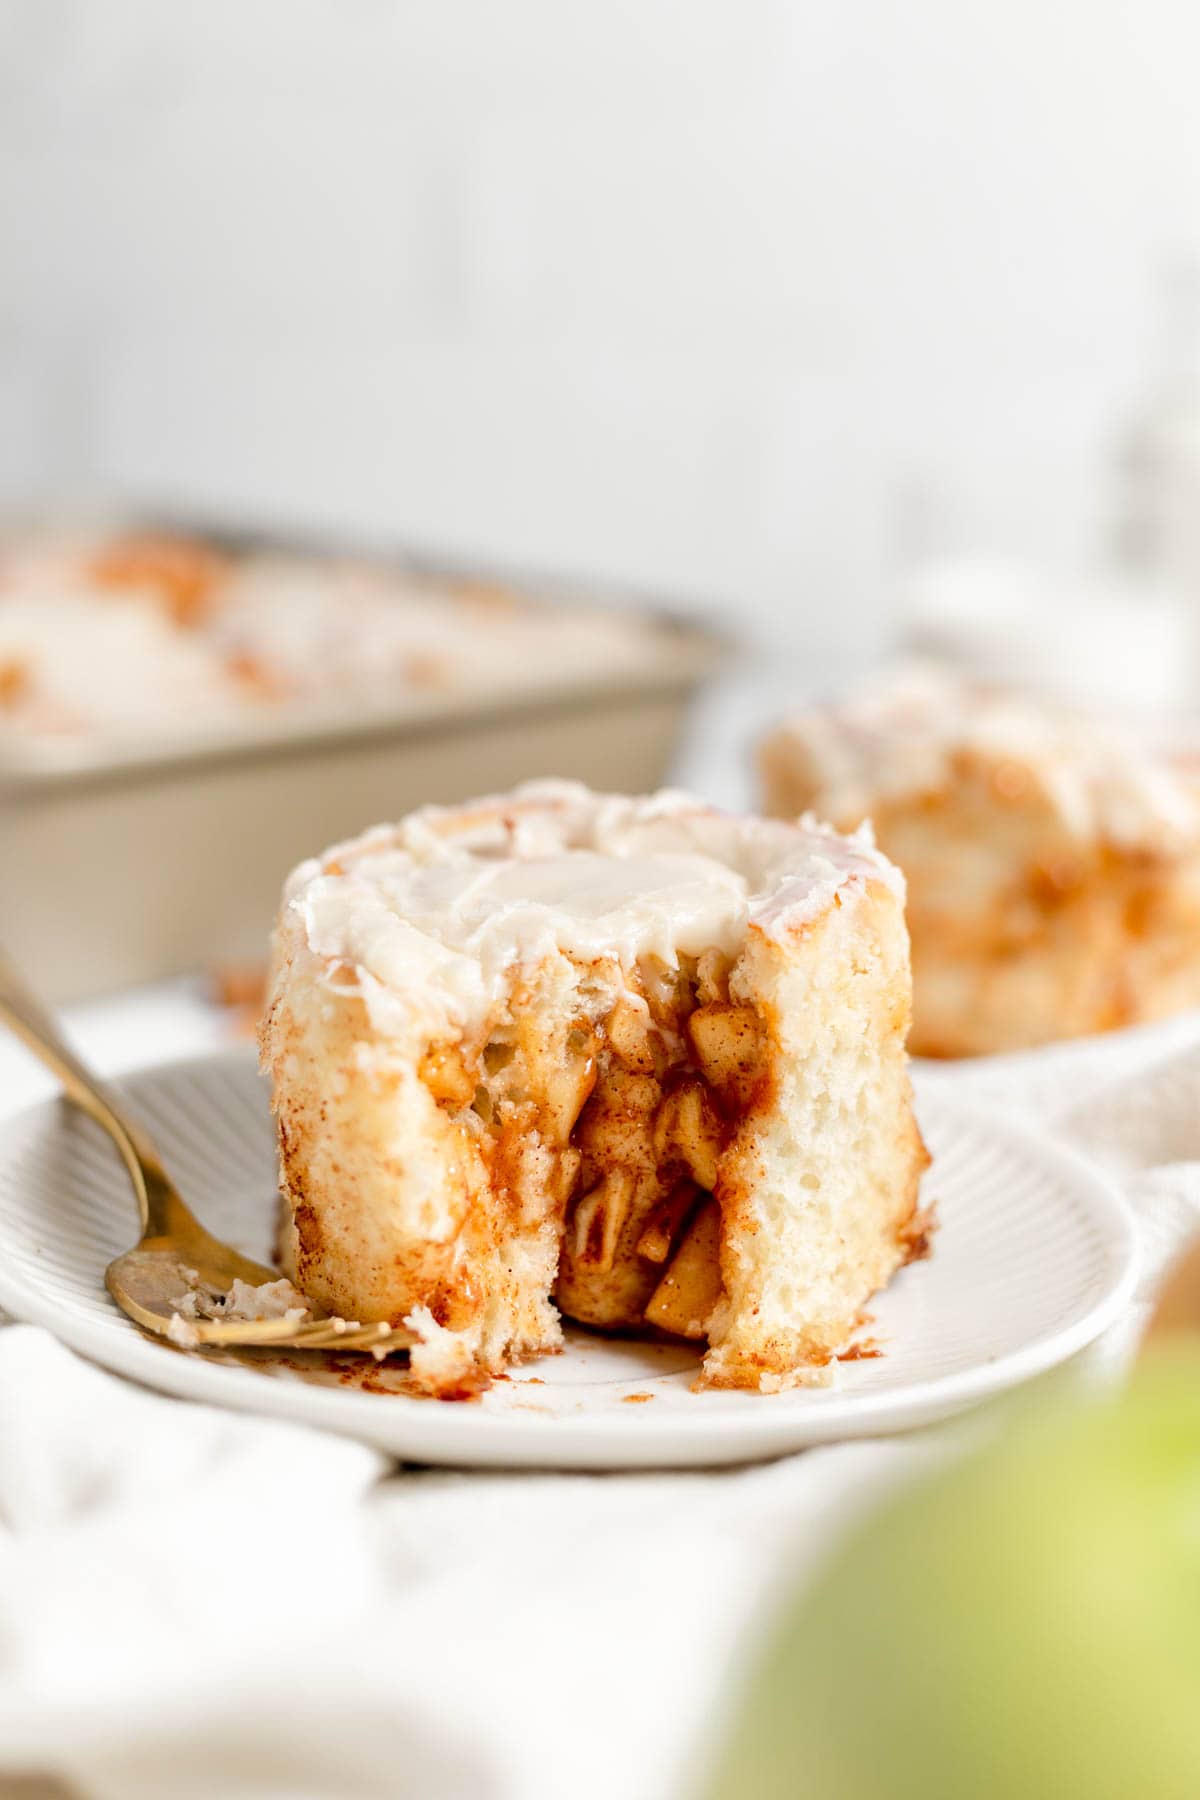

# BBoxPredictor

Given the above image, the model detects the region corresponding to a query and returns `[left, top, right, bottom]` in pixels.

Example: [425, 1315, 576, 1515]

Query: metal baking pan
[0, 520, 727, 1001]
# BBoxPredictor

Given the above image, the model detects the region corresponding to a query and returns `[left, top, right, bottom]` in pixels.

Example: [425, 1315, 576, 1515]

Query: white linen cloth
[0, 990, 1198, 1800]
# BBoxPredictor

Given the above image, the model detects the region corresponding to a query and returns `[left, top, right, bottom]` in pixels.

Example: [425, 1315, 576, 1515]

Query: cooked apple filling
[415, 948, 766, 1347]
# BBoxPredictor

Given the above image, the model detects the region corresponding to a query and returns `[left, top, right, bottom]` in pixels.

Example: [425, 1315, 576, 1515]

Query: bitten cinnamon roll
[260, 781, 929, 1396]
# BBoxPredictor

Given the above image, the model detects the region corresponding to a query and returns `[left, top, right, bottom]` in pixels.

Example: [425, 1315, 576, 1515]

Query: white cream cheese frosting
[0, 593, 246, 733]
[285, 780, 901, 1035]
[772, 662, 1200, 852]
[0, 536, 657, 740]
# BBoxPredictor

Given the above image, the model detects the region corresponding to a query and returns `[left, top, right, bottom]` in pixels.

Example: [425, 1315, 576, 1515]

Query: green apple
[707, 1349, 1200, 1800]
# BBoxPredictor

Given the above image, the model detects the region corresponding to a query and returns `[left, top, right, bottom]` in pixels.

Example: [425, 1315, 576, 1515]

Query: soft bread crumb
[165, 1272, 312, 1344]
[404, 1304, 479, 1395]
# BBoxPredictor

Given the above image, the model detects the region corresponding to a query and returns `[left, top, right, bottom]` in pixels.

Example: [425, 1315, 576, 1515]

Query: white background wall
[2, 0, 1198, 652]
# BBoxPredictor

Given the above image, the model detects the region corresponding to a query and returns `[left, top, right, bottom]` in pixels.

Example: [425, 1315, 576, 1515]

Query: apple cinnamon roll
[260, 781, 929, 1395]
[760, 665, 1200, 1057]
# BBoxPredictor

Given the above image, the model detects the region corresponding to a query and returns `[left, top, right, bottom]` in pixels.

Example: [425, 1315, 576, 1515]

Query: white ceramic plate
[0, 1048, 1137, 1470]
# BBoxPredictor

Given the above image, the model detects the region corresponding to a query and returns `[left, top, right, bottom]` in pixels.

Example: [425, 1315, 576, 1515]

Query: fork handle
[0, 948, 160, 1219]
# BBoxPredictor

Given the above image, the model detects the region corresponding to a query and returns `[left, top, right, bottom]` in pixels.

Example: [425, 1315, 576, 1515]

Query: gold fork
[0, 951, 406, 1355]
